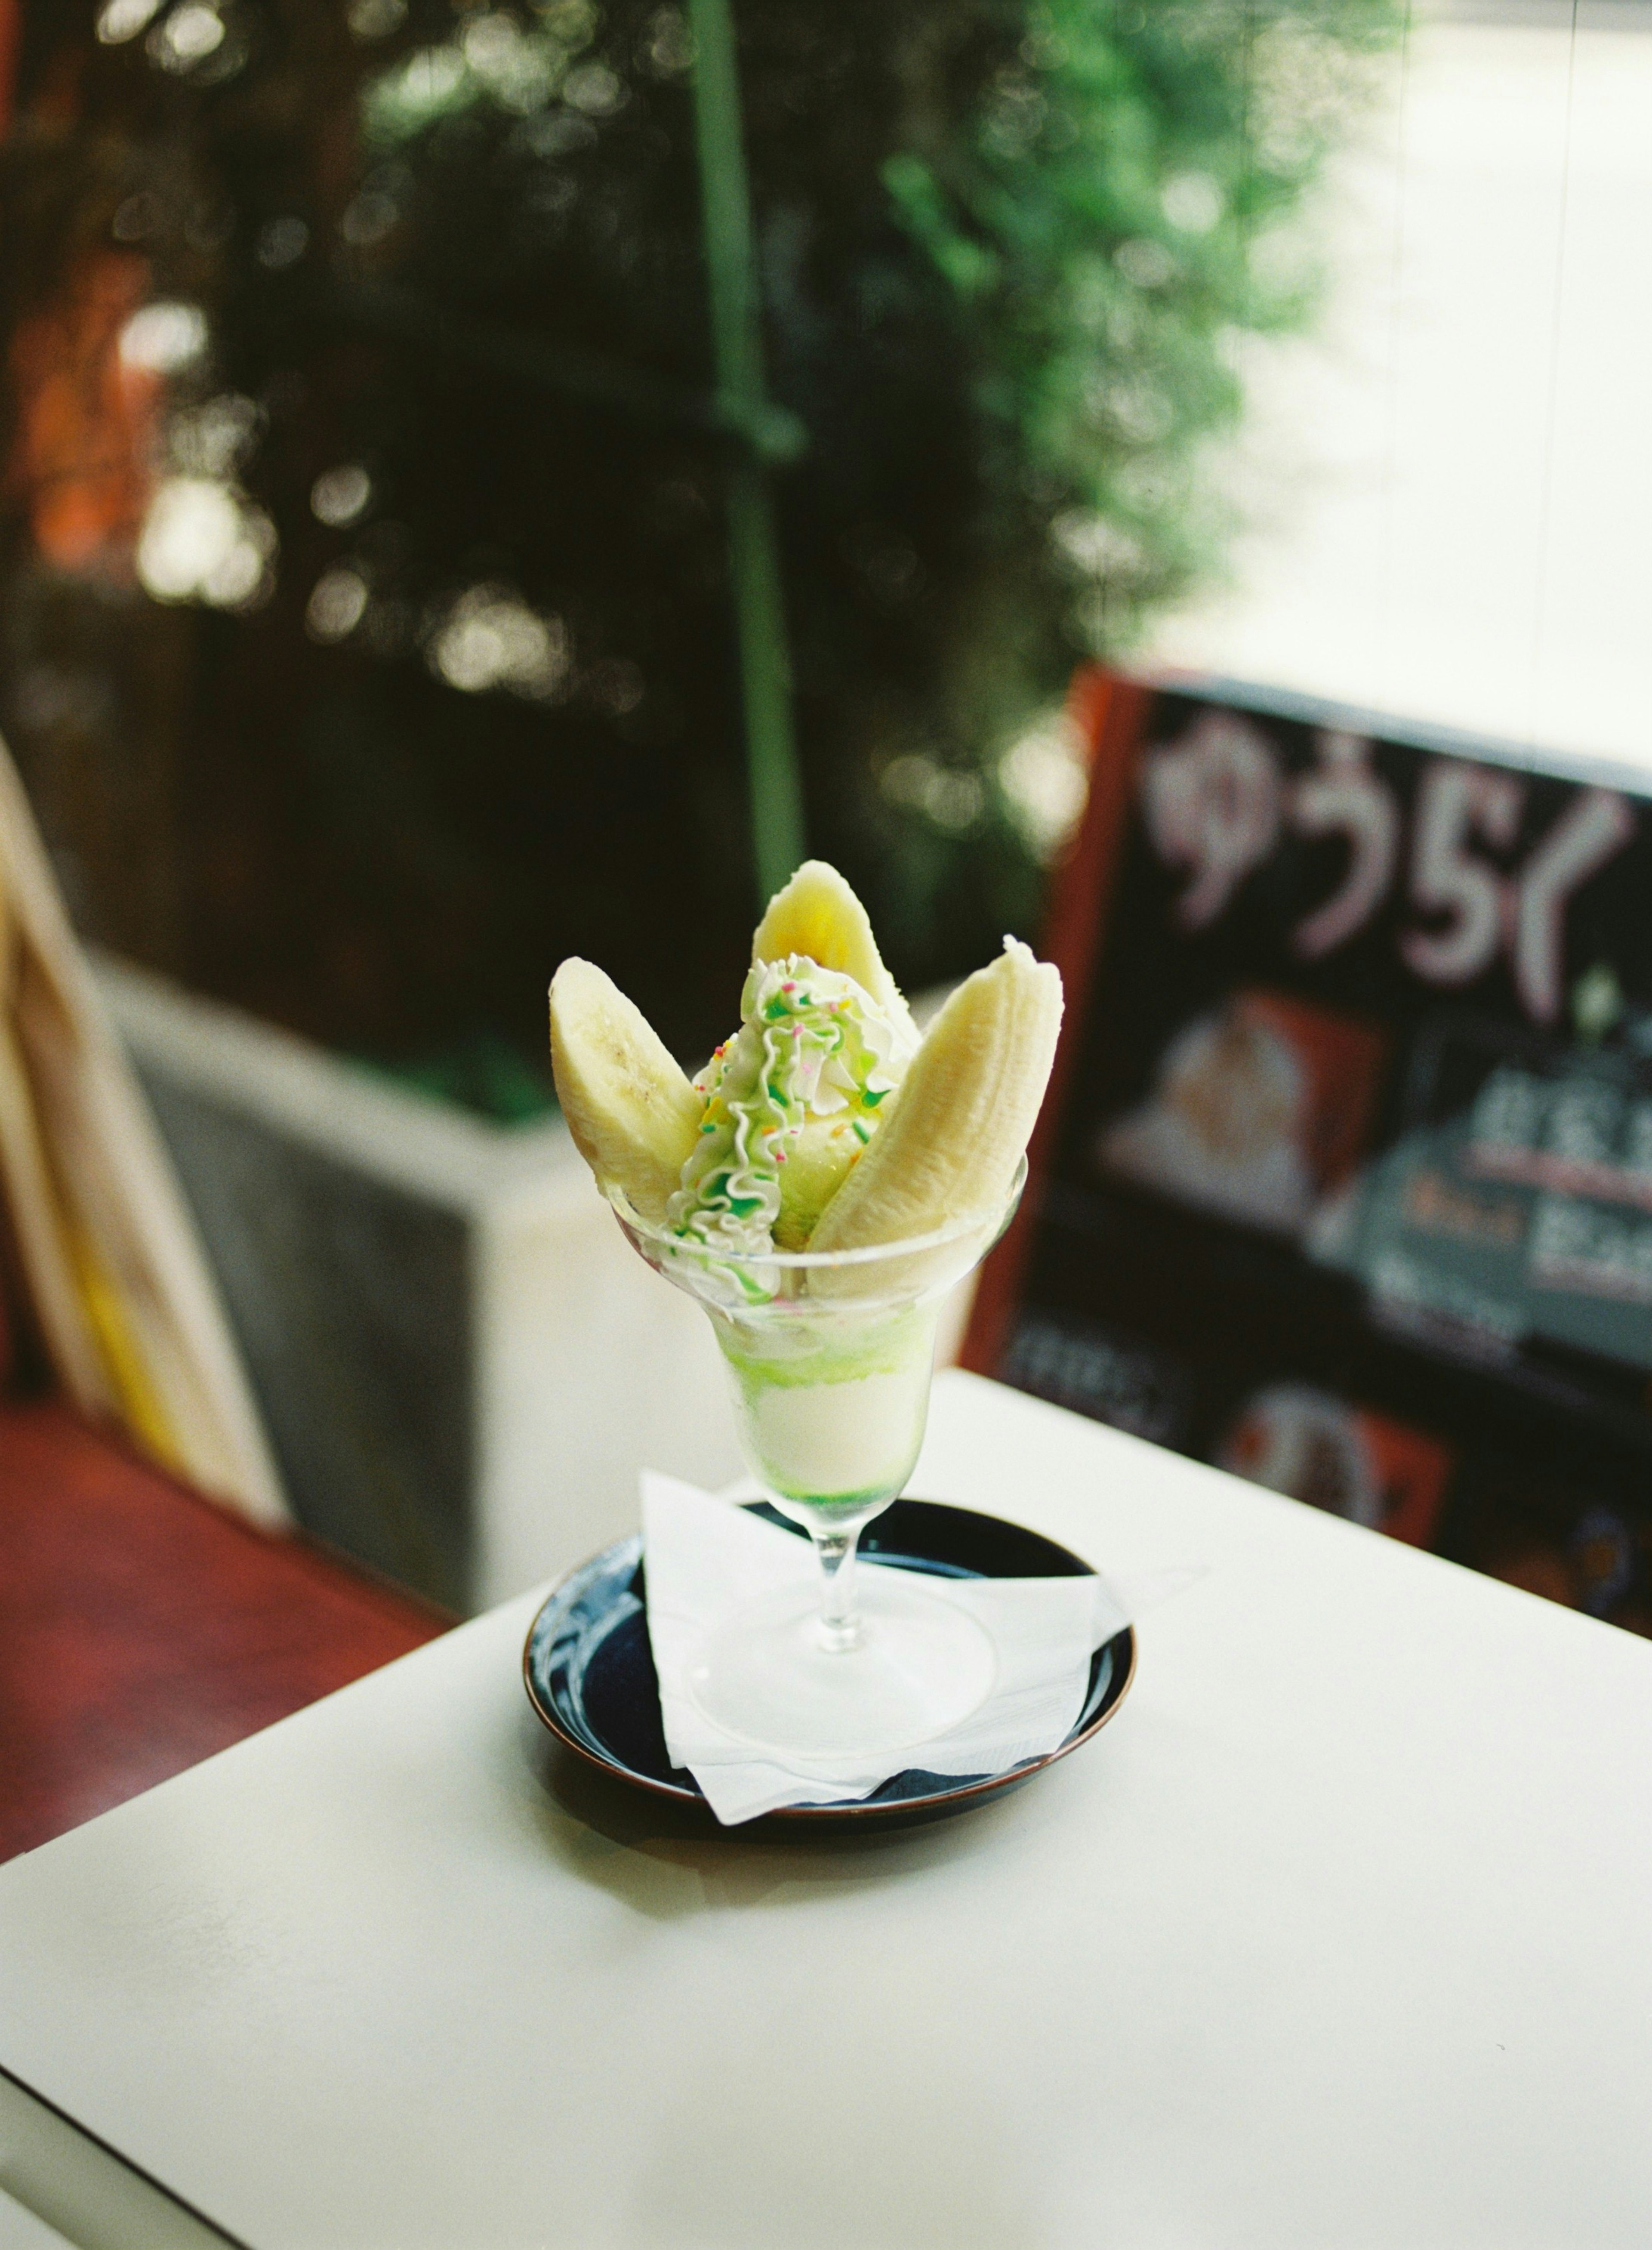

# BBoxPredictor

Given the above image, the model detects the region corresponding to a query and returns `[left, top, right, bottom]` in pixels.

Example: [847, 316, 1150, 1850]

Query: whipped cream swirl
[668, 954, 918, 1257]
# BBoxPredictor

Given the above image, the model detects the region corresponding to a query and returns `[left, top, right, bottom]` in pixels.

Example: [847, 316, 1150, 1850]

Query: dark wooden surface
[0, 1398, 451, 1861]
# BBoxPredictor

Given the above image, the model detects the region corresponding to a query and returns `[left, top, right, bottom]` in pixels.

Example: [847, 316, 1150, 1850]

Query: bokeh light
[136, 477, 277, 609]
[311, 467, 373, 529]
[118, 302, 209, 377]
[425, 584, 569, 699]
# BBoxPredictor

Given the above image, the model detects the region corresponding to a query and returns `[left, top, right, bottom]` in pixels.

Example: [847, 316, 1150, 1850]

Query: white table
[3, 1372, 1651, 2249]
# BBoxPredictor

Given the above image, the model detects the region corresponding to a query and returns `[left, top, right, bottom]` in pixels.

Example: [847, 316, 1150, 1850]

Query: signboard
[966, 672, 1652, 1634]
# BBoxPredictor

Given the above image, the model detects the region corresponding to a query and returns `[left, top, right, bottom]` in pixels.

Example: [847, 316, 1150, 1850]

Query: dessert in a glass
[549, 863, 1061, 1759]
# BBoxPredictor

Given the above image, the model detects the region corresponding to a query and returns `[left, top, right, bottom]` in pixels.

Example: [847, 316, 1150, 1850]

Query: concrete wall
[93, 957, 741, 1611]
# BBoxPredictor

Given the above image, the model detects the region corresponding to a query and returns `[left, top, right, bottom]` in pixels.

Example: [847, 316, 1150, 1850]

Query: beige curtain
[0, 735, 288, 1527]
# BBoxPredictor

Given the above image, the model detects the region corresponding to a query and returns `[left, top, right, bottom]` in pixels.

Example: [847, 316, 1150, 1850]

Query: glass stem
[811, 1525, 863, 1652]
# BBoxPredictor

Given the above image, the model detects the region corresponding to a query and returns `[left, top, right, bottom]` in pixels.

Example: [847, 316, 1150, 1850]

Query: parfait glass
[610, 1163, 1025, 1761]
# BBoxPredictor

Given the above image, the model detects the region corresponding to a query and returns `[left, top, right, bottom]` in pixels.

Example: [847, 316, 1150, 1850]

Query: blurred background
[3, 0, 1647, 1620]
[1, 0, 1411, 1079]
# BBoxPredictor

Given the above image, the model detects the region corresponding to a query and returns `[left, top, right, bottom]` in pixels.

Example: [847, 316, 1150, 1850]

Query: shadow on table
[518, 1715, 1041, 1917]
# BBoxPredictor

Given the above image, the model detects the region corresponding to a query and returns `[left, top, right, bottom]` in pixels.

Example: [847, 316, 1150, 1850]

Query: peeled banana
[752, 861, 915, 1041]
[548, 957, 703, 1220]
[808, 939, 1062, 1253]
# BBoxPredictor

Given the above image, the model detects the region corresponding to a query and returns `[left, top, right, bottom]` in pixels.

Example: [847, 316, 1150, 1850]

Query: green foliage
[882, 0, 1401, 649]
[342, 0, 1396, 1046]
[9, 0, 1398, 1111]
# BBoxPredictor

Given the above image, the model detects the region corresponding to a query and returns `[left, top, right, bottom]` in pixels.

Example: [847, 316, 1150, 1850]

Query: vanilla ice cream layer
[716, 1311, 937, 1506]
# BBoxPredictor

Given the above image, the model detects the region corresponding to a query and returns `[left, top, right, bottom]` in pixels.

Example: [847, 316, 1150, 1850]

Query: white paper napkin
[641, 1472, 1201, 1824]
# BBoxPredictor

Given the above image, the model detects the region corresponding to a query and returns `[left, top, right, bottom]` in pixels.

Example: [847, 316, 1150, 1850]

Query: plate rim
[521, 1498, 1138, 1824]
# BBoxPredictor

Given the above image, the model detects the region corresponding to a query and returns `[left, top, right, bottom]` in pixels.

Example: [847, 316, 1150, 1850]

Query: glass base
[685, 1575, 998, 1761]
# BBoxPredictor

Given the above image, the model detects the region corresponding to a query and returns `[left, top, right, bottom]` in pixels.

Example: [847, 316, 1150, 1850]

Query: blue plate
[522, 1498, 1136, 1831]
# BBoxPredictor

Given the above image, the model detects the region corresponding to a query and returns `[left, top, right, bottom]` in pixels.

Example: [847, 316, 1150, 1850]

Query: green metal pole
[686, 0, 807, 901]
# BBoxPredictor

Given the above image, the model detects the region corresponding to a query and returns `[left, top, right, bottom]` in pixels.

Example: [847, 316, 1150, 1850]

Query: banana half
[808, 938, 1062, 1254]
[752, 861, 915, 1042]
[548, 958, 703, 1220]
